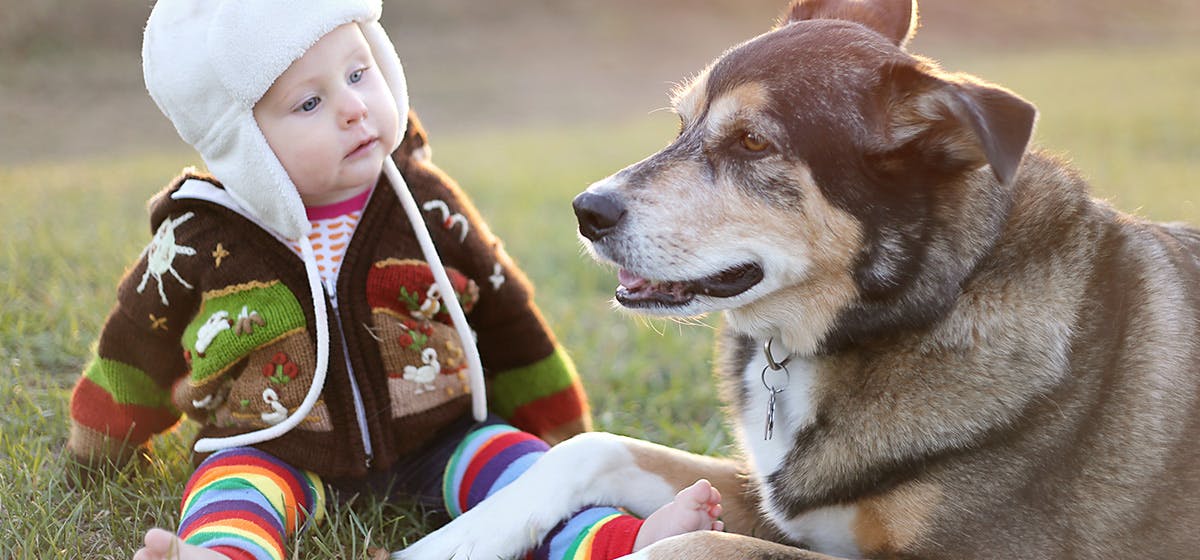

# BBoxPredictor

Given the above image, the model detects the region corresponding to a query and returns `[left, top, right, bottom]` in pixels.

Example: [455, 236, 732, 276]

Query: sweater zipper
[324, 278, 374, 470]
[168, 180, 375, 468]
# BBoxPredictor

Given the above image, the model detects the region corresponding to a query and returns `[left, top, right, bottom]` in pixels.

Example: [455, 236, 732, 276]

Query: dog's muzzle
[573, 192, 625, 241]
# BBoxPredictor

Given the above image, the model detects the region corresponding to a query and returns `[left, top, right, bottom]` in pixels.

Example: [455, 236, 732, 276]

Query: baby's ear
[400, 109, 432, 163]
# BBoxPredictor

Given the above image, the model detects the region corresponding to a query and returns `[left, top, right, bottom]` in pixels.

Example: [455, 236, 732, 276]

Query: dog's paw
[392, 533, 523, 560]
[392, 504, 541, 560]
[390, 534, 477, 560]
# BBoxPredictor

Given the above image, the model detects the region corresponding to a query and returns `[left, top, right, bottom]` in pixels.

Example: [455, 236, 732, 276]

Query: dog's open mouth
[615, 263, 764, 308]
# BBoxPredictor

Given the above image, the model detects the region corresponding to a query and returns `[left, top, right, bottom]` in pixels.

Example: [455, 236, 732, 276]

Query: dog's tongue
[618, 268, 650, 292]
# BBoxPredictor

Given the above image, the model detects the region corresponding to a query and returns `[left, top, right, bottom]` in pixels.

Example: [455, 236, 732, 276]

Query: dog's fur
[398, 0, 1200, 558]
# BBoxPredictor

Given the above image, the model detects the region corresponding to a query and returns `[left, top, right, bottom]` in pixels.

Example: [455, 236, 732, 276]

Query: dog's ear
[399, 108, 432, 163]
[784, 0, 918, 47]
[876, 62, 1037, 186]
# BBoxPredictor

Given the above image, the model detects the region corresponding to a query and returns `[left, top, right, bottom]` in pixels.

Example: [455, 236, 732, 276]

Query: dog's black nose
[573, 192, 625, 241]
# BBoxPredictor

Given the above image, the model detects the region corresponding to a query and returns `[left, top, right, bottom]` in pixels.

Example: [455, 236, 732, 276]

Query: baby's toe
[677, 479, 714, 507]
[707, 485, 722, 507]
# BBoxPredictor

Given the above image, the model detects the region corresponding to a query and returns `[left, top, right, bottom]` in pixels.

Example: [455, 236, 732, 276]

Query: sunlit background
[1, 1, 1197, 556]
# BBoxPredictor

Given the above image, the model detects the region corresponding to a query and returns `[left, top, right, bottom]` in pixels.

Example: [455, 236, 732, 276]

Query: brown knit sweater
[67, 114, 591, 478]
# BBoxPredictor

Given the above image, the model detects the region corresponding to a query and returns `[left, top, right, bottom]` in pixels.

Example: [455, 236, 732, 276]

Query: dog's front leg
[394, 432, 698, 560]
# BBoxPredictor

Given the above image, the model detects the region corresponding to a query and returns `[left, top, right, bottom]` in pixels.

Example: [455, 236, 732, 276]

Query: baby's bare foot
[632, 478, 724, 552]
[132, 528, 231, 560]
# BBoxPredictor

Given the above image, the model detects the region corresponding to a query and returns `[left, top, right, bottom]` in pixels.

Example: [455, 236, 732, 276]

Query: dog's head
[574, 0, 1037, 355]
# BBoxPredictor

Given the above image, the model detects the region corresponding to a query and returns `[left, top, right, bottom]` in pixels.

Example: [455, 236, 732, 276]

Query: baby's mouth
[345, 137, 379, 159]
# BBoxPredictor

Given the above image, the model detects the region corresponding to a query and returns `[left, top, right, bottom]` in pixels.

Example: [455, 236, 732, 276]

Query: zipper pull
[323, 278, 337, 306]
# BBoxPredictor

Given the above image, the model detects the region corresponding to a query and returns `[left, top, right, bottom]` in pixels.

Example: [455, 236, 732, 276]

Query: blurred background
[3, 0, 1198, 163]
[1, 1, 1198, 556]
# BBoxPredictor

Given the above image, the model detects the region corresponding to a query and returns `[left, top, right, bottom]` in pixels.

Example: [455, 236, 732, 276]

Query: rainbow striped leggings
[178, 424, 642, 559]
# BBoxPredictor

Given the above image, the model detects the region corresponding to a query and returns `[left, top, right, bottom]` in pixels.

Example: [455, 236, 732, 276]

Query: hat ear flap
[359, 20, 409, 151]
[784, 0, 918, 48]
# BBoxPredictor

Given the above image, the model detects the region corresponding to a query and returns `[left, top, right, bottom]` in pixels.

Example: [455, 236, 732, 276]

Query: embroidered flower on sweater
[262, 352, 300, 385]
[397, 318, 434, 352]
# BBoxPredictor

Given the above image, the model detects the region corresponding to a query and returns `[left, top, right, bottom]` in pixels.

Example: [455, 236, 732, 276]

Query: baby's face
[254, 23, 400, 206]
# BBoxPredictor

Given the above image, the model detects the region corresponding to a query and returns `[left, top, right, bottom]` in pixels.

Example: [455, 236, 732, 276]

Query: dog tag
[761, 364, 788, 441]
[764, 385, 782, 440]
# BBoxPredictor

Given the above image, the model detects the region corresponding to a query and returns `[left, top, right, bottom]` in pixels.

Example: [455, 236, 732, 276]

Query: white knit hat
[143, 0, 409, 242]
[144, 0, 488, 453]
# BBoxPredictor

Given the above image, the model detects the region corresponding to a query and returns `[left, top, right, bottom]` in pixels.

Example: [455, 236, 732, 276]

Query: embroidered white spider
[137, 212, 197, 306]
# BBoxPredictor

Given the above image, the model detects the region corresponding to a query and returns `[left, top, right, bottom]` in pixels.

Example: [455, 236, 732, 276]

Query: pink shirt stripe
[305, 188, 372, 221]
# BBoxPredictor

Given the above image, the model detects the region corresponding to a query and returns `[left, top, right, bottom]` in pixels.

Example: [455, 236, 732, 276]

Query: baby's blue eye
[349, 69, 364, 84]
[300, 97, 320, 112]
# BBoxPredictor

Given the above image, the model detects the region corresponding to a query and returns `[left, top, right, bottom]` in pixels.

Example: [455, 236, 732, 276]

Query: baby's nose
[341, 95, 369, 125]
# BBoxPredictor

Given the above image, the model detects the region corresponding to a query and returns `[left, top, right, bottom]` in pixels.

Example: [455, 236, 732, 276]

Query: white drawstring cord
[383, 157, 487, 421]
[193, 234, 332, 453]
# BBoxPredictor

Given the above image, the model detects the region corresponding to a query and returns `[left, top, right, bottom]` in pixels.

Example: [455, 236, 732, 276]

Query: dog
[397, 0, 1200, 557]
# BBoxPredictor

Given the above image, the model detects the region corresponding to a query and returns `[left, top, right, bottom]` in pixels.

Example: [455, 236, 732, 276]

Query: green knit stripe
[83, 358, 171, 408]
[487, 346, 577, 418]
[183, 281, 307, 384]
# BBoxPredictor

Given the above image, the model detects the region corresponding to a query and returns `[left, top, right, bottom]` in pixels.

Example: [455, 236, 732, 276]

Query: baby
[61, 1, 721, 559]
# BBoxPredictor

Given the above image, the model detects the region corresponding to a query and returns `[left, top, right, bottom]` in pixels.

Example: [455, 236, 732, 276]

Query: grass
[1, 44, 1198, 557]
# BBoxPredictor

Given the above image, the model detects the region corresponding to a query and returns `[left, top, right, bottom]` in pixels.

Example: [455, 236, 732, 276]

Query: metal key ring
[761, 363, 791, 393]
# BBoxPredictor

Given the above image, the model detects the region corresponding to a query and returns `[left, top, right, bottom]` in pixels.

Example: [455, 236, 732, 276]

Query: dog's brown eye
[740, 132, 770, 152]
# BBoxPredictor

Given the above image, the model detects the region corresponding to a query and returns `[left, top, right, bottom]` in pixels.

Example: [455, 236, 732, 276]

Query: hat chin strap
[383, 157, 488, 421]
[193, 234, 332, 453]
